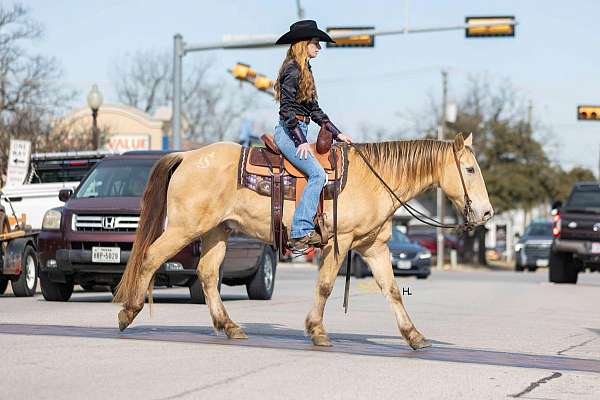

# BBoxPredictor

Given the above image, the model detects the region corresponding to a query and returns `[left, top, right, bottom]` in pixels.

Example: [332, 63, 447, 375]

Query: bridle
[349, 142, 476, 232]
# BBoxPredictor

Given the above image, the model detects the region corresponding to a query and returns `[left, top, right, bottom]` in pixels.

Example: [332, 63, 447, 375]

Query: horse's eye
[466, 167, 475, 174]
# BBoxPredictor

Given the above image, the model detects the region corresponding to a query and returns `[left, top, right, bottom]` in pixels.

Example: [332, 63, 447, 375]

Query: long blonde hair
[274, 40, 316, 103]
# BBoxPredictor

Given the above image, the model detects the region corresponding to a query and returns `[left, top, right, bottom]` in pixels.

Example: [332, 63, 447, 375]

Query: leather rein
[349, 143, 476, 232]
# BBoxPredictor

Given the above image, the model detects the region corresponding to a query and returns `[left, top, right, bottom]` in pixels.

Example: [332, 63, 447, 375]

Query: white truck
[1, 151, 110, 230]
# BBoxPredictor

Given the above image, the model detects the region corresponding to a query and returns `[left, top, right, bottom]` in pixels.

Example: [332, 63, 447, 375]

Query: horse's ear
[464, 133, 473, 147]
[453, 133, 465, 152]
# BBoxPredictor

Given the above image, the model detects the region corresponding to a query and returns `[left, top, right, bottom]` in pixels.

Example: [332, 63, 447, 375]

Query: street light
[87, 84, 103, 150]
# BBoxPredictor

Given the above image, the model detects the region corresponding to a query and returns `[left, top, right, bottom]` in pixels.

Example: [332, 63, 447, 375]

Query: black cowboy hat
[276, 20, 335, 45]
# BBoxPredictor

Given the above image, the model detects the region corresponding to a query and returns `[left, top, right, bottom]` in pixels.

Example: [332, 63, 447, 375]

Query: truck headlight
[42, 209, 62, 230]
[418, 251, 431, 259]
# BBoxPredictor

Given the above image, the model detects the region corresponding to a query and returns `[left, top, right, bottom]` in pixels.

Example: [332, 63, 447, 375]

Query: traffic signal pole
[437, 70, 448, 270]
[172, 20, 517, 149]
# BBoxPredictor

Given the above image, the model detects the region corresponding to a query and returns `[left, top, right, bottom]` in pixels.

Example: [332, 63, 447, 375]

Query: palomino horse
[114, 133, 493, 350]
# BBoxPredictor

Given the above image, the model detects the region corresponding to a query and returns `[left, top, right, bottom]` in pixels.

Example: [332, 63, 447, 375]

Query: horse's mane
[353, 139, 452, 195]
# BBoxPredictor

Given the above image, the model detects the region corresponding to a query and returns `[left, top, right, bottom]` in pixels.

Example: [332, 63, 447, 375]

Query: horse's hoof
[118, 309, 131, 332]
[227, 327, 248, 340]
[312, 334, 332, 347]
[410, 338, 432, 350]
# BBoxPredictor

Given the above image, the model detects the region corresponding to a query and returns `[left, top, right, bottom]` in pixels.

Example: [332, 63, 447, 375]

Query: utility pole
[295, 0, 305, 19]
[437, 70, 448, 270]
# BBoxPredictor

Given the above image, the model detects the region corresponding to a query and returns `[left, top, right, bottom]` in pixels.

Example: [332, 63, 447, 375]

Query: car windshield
[75, 159, 156, 198]
[392, 228, 411, 243]
[525, 223, 552, 237]
[566, 186, 600, 209]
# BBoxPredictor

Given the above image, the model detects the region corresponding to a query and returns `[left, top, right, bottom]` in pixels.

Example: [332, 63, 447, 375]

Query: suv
[514, 220, 553, 272]
[549, 182, 600, 284]
[37, 152, 276, 302]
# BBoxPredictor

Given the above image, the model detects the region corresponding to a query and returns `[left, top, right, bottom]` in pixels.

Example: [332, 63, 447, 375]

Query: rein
[349, 143, 475, 232]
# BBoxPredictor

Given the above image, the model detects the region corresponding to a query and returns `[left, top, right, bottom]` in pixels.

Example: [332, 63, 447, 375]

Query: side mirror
[58, 189, 73, 202]
[551, 200, 562, 211]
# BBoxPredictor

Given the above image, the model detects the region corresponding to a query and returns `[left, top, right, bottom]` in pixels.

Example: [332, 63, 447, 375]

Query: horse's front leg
[357, 241, 431, 350]
[305, 236, 352, 346]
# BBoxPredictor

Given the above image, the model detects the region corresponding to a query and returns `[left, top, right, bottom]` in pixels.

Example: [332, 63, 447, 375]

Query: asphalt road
[1, 264, 600, 400]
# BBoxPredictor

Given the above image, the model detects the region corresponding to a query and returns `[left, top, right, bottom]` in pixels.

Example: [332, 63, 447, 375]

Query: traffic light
[577, 105, 600, 121]
[326, 27, 375, 48]
[230, 62, 256, 80]
[254, 75, 273, 91]
[465, 16, 515, 38]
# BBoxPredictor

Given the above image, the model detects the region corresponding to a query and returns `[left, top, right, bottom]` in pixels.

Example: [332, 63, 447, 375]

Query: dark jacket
[278, 60, 340, 146]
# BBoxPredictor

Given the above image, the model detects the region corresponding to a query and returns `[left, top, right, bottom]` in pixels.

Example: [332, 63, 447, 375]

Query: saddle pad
[238, 145, 349, 200]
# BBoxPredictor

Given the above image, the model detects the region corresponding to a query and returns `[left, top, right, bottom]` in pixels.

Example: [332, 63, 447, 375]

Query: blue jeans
[274, 120, 327, 239]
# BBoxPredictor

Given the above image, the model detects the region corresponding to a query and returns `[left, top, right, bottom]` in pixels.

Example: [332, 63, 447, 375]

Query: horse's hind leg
[118, 226, 191, 331]
[199, 224, 247, 339]
[357, 241, 431, 350]
[305, 237, 352, 346]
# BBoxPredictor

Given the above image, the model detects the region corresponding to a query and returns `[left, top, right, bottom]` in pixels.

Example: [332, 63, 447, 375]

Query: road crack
[508, 372, 562, 398]
[557, 337, 596, 355]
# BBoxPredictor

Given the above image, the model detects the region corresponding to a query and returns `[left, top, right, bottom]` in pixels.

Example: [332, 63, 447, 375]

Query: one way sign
[6, 139, 31, 187]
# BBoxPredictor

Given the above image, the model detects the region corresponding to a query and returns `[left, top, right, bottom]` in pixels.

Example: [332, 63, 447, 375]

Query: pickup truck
[0, 151, 108, 230]
[549, 181, 600, 284]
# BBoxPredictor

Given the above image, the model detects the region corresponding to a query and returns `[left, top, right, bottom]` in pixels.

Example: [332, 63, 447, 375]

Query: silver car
[515, 220, 553, 272]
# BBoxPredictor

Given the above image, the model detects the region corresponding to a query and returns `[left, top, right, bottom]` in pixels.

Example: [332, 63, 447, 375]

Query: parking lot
[2, 263, 599, 400]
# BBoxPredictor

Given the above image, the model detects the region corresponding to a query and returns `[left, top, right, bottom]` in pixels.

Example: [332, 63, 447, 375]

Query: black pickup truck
[549, 182, 600, 284]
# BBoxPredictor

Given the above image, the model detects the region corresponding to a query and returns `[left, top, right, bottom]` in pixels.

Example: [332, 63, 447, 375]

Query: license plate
[592, 243, 600, 254]
[536, 259, 549, 267]
[92, 247, 121, 263]
[397, 260, 411, 269]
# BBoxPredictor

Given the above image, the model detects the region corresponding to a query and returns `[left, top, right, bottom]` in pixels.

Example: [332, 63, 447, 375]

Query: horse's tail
[113, 152, 184, 307]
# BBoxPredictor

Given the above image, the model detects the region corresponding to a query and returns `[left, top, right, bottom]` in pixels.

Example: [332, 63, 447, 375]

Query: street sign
[465, 16, 515, 38]
[6, 139, 31, 187]
[577, 105, 600, 121]
[326, 27, 375, 48]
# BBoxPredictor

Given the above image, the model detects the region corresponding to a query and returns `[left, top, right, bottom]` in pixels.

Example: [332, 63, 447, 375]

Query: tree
[0, 3, 79, 184]
[111, 49, 256, 143]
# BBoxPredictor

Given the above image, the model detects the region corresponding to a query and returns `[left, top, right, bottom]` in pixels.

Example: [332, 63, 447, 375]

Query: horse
[114, 132, 493, 350]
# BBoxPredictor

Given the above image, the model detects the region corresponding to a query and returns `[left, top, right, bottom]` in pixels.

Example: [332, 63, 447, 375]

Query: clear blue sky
[23, 0, 600, 173]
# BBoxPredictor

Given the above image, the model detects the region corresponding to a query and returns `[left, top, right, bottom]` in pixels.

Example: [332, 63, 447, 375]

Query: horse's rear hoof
[312, 334, 332, 347]
[118, 309, 131, 332]
[227, 327, 248, 340]
[410, 338, 432, 350]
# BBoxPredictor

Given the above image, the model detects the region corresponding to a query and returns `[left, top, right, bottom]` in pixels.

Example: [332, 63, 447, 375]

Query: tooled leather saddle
[238, 134, 348, 260]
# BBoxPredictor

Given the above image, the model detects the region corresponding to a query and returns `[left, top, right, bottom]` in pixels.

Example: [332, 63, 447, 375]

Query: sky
[21, 0, 600, 173]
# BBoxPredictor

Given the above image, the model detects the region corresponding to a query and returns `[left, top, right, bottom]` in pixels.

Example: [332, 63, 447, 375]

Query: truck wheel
[352, 256, 366, 279]
[515, 262, 524, 272]
[0, 278, 8, 295]
[246, 246, 276, 300]
[189, 268, 223, 304]
[40, 271, 74, 301]
[11, 245, 38, 297]
[549, 251, 578, 284]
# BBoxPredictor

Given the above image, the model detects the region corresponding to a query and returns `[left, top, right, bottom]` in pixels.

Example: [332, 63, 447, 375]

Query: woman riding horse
[274, 20, 353, 250]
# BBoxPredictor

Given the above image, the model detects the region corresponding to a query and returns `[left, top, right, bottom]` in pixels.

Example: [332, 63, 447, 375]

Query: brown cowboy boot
[289, 230, 322, 251]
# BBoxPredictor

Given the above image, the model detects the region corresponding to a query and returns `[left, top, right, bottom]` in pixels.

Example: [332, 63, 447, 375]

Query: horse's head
[439, 133, 493, 226]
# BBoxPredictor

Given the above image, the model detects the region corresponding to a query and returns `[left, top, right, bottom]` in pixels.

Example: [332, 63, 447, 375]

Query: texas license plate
[592, 243, 600, 254]
[536, 259, 549, 267]
[397, 260, 412, 269]
[92, 247, 121, 263]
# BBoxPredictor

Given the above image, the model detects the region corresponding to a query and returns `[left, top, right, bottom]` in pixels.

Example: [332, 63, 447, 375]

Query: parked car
[37, 151, 276, 303]
[549, 182, 600, 284]
[515, 220, 553, 272]
[407, 231, 461, 256]
[337, 227, 432, 279]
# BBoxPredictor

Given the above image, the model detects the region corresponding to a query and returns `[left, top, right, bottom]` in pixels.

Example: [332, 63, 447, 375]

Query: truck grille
[71, 241, 133, 251]
[72, 214, 139, 232]
[524, 244, 551, 259]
